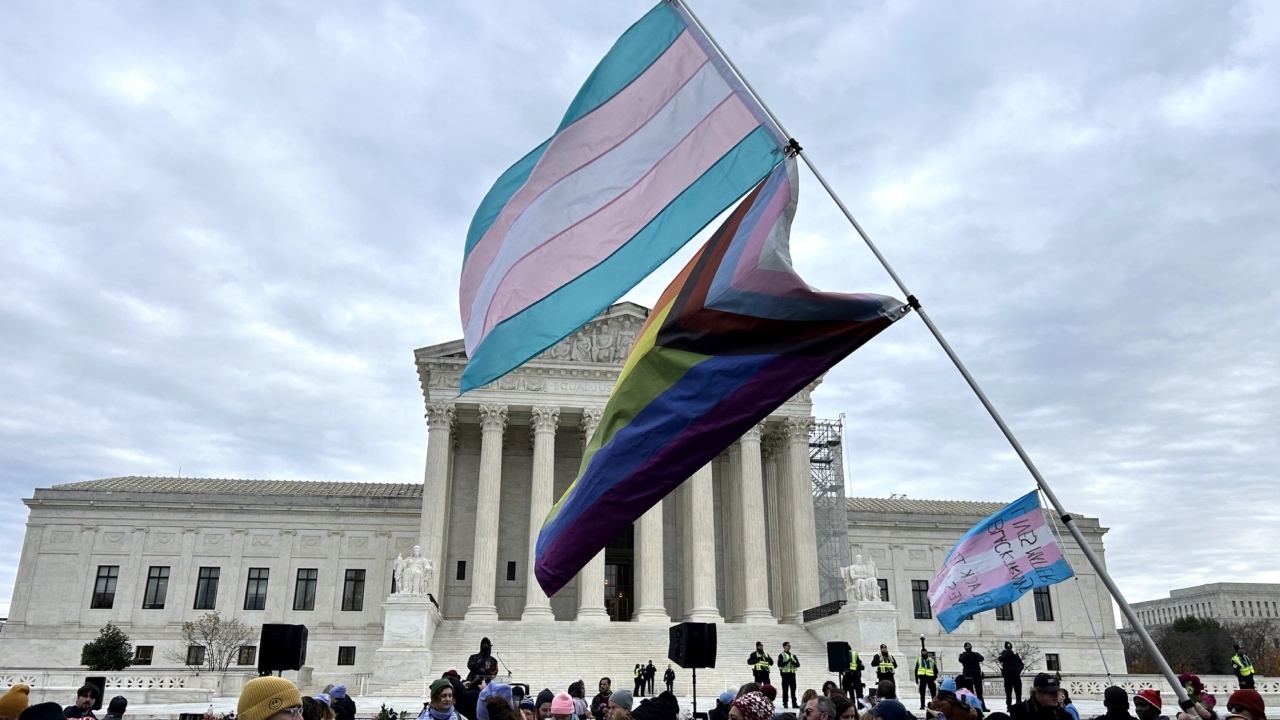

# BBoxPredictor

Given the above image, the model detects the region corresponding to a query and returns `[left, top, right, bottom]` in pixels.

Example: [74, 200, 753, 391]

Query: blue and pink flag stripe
[929, 490, 1075, 632]
[459, 2, 786, 392]
[533, 158, 907, 594]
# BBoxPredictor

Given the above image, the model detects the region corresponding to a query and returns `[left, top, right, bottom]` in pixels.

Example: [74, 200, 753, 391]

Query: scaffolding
[811, 417, 853, 603]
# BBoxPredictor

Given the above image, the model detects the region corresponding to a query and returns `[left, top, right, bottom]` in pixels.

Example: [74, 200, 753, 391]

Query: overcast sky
[2, 0, 1278, 619]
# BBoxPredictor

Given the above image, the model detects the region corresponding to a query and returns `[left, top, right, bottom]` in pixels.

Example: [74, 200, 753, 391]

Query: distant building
[1125, 583, 1280, 628]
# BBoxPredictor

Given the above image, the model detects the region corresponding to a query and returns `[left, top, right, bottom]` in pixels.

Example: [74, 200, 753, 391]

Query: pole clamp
[1060, 514, 1073, 523]
[786, 138, 803, 156]
[906, 295, 922, 310]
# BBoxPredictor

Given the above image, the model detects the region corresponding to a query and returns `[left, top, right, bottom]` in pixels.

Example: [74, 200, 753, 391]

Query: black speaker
[258, 624, 308, 673]
[83, 677, 106, 711]
[826, 641, 852, 673]
[668, 622, 717, 669]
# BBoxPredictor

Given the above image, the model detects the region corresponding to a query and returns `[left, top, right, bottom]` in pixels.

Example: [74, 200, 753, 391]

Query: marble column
[575, 408, 610, 623]
[632, 501, 669, 623]
[522, 406, 559, 621]
[785, 416, 820, 619]
[736, 424, 775, 623]
[724, 444, 744, 622]
[763, 433, 788, 621]
[466, 404, 507, 621]
[116, 526, 148, 623]
[685, 462, 723, 621]
[418, 402, 456, 598]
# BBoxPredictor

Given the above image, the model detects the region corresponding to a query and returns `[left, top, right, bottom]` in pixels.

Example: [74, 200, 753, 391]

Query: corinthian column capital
[782, 416, 814, 441]
[479, 404, 508, 433]
[530, 406, 561, 435]
[425, 402, 456, 431]
[580, 407, 604, 449]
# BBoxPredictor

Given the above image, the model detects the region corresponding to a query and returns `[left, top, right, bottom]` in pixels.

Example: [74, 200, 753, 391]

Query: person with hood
[1009, 674, 1071, 720]
[101, 699, 126, 720]
[468, 639, 500, 684]
[958, 645, 985, 705]
[591, 679, 613, 720]
[535, 691, 555, 720]
[420, 679, 468, 720]
[477, 684, 517, 720]
[1133, 691, 1166, 720]
[0, 685, 31, 720]
[663, 667, 675, 696]
[329, 687, 355, 720]
[997, 644, 1024, 708]
[1092, 688, 1133, 720]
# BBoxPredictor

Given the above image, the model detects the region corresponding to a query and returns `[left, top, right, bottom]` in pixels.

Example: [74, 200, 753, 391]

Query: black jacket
[748, 651, 773, 668]
[1011, 698, 1073, 720]
[333, 697, 357, 720]
[64, 710, 97, 720]
[708, 706, 730, 720]
[664, 669, 675, 683]
[997, 650, 1024, 678]
[467, 652, 499, 682]
[958, 650, 985, 679]
[1090, 710, 1136, 720]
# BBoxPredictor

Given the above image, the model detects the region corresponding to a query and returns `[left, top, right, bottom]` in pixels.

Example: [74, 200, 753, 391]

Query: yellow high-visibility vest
[780, 653, 799, 673]
[849, 651, 860, 671]
[754, 653, 772, 671]
[1233, 654, 1255, 677]
[878, 655, 895, 673]
[916, 658, 936, 678]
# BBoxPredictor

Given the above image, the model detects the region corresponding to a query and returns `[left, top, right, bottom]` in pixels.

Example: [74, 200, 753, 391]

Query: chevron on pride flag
[458, 2, 787, 392]
[929, 490, 1075, 632]
[533, 157, 908, 595]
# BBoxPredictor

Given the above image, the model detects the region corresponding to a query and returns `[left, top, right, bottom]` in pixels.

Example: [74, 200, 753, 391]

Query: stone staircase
[422, 620, 839, 701]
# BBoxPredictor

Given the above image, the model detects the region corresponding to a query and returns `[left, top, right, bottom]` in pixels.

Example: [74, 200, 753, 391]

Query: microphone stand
[495, 653, 513, 678]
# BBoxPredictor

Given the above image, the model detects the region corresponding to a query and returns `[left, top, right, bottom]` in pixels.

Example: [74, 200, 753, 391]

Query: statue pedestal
[371, 594, 443, 693]
[804, 600, 902, 656]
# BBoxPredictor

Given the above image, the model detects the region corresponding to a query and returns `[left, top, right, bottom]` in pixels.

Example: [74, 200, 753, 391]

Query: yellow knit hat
[0, 685, 30, 718]
[237, 677, 302, 720]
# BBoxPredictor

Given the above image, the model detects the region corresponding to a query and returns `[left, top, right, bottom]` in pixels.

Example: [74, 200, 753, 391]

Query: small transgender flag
[929, 490, 1075, 632]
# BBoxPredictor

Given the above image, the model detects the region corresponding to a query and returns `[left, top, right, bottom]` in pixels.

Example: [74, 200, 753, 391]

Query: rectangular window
[996, 603, 1015, 621]
[91, 566, 119, 609]
[342, 569, 365, 612]
[1034, 587, 1054, 621]
[244, 568, 269, 610]
[337, 646, 356, 666]
[133, 646, 153, 666]
[194, 567, 220, 610]
[237, 646, 257, 666]
[877, 578, 889, 603]
[186, 645, 206, 666]
[1233, 600, 1238, 616]
[294, 569, 318, 611]
[912, 580, 931, 619]
[1045, 653, 1060, 672]
[506, 561, 517, 582]
[142, 566, 170, 609]
[457, 561, 466, 580]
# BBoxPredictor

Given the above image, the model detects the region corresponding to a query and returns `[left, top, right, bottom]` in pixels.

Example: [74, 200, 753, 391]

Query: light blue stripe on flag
[935, 558, 1074, 632]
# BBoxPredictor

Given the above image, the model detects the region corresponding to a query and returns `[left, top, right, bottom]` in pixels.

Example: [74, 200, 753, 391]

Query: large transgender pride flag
[930, 490, 1075, 632]
[534, 158, 907, 595]
[459, 2, 786, 392]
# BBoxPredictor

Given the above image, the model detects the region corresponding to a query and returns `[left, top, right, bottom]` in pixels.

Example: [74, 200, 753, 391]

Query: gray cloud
[1, 0, 1277, 615]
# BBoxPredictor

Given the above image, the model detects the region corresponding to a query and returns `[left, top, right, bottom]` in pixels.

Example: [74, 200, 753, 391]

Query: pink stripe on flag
[938, 509, 1048, 576]
[460, 31, 707, 326]
[930, 542, 1066, 614]
[479, 95, 760, 338]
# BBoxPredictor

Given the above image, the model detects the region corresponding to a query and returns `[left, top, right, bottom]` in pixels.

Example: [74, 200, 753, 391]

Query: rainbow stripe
[929, 490, 1075, 632]
[459, 3, 786, 392]
[533, 158, 908, 594]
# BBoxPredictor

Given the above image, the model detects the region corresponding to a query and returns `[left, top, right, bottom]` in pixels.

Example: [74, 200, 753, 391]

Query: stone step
[427, 620, 843, 700]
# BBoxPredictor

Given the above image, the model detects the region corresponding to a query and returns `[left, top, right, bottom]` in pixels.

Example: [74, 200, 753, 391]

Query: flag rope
[670, 0, 1189, 707]
[1038, 490, 1114, 683]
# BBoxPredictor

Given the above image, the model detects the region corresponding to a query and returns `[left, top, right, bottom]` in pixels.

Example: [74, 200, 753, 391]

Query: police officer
[1232, 645, 1256, 690]
[748, 641, 774, 685]
[842, 647, 866, 701]
[874, 644, 898, 684]
[958, 642, 985, 704]
[998, 641, 1025, 707]
[915, 648, 937, 710]
[778, 642, 800, 709]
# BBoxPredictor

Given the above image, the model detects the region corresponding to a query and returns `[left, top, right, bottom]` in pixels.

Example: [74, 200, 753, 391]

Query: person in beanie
[731, 693, 775, 720]
[535, 691, 555, 720]
[998, 644, 1025, 709]
[0, 685, 31, 720]
[1133, 690, 1166, 720]
[1010, 674, 1071, 720]
[519, 699, 536, 720]
[238, 677, 303, 720]
[1091, 687, 1134, 720]
[420, 681, 465, 720]
[330, 687, 355, 720]
[868, 697, 910, 720]
[550, 693, 575, 720]
[608, 692, 633, 715]
[21, 704, 67, 720]
[102, 698, 126, 720]
[1224, 690, 1265, 720]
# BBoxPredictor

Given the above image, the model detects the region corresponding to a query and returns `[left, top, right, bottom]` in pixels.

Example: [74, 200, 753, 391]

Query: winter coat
[998, 650, 1024, 678]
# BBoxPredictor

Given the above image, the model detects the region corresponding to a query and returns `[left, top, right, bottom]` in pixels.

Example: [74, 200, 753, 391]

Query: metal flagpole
[668, 0, 1195, 711]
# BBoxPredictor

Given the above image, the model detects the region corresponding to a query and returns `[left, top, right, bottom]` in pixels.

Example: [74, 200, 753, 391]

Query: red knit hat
[1135, 689, 1162, 711]
[1227, 689, 1265, 720]
[732, 692, 774, 720]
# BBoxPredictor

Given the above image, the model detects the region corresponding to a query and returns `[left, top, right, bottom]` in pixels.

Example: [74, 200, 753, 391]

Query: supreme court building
[0, 303, 1125, 690]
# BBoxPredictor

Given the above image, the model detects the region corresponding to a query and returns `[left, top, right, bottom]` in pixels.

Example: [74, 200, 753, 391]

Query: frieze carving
[51, 531, 73, 544]
[870, 548, 886, 559]
[303, 536, 321, 547]
[204, 534, 223, 545]
[253, 536, 272, 546]
[541, 317, 642, 365]
[909, 549, 926, 560]
[396, 537, 414, 549]
[104, 532, 124, 544]
[351, 537, 369, 549]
